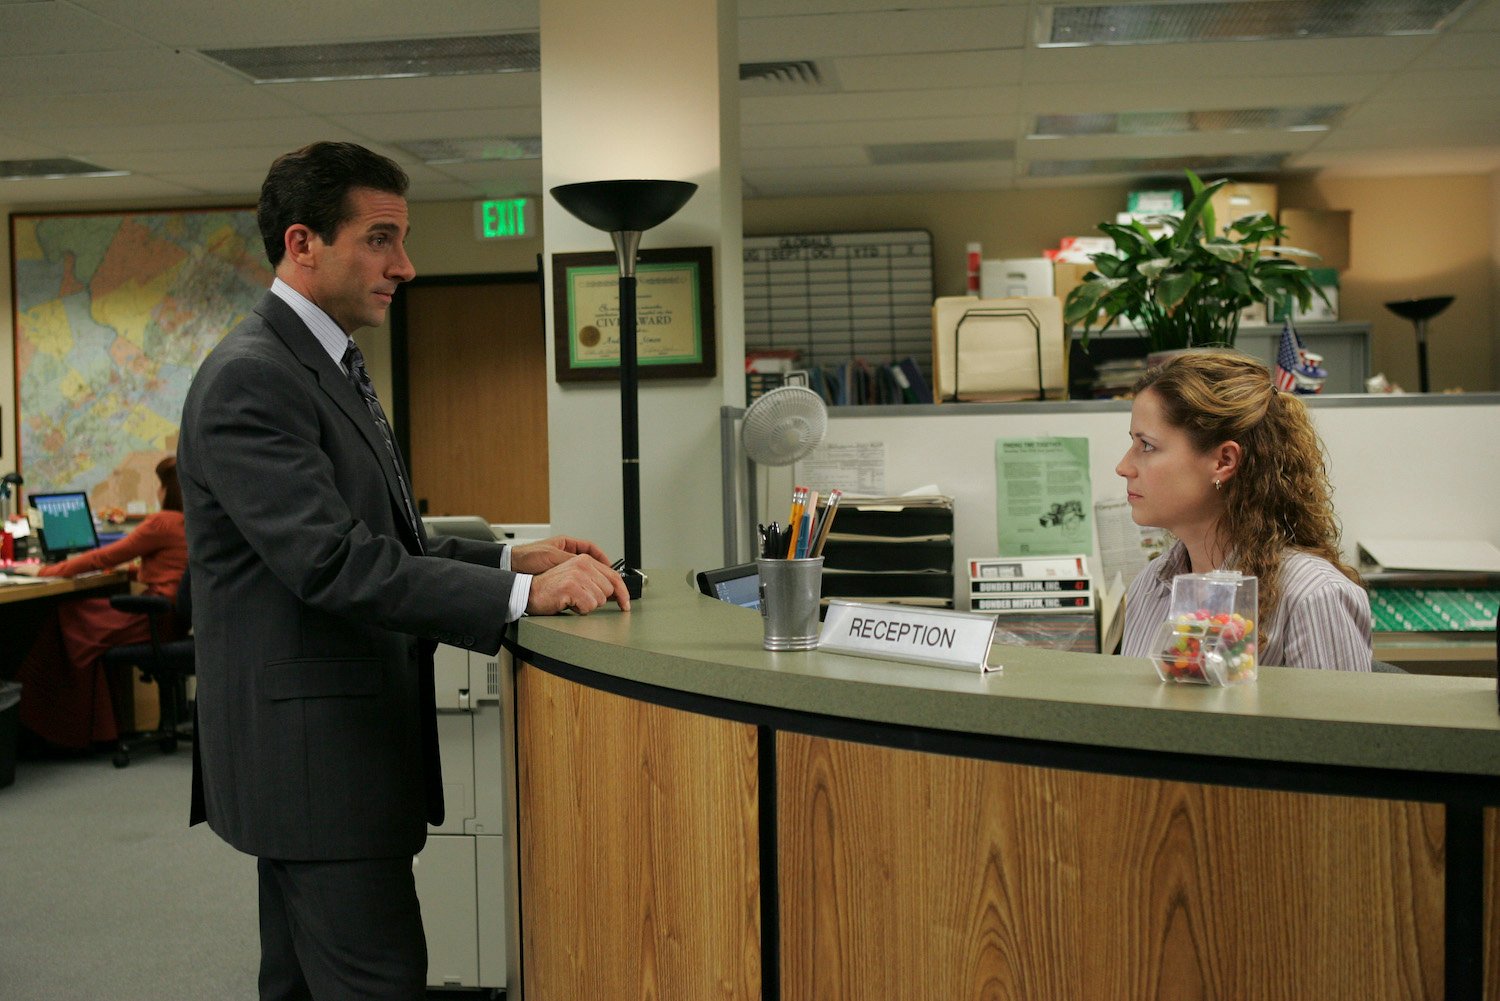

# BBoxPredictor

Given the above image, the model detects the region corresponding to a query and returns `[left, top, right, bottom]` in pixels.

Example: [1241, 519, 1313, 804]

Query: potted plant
[1063, 170, 1329, 354]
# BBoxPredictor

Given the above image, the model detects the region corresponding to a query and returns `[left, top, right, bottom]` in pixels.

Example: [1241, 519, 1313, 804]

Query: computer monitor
[28, 491, 101, 561]
[695, 562, 761, 611]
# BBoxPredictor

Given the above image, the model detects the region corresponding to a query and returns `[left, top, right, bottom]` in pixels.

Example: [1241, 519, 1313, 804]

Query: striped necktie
[342, 340, 425, 553]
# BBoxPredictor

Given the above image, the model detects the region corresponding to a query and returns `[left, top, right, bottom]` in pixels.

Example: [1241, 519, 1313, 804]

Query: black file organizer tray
[947, 306, 1045, 402]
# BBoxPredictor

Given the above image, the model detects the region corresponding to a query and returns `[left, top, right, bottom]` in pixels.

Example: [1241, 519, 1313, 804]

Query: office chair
[100, 568, 193, 768]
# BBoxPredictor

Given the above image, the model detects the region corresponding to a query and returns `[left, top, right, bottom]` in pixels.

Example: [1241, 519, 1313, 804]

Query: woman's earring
[1214, 479, 1222, 491]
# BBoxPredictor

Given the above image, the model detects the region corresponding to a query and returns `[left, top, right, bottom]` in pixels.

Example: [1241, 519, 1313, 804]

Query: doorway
[391, 274, 549, 524]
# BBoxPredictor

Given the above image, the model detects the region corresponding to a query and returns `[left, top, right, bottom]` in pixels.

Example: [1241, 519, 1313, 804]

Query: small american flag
[1275, 320, 1300, 391]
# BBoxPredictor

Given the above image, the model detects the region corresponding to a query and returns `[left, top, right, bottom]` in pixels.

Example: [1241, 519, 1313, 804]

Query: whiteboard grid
[743, 231, 934, 384]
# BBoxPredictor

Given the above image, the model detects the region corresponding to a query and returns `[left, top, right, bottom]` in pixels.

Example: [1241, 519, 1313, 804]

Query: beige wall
[2, 171, 1496, 487]
[746, 174, 1498, 392]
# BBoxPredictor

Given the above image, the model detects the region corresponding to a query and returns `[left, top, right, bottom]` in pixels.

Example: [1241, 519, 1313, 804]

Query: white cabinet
[416, 644, 507, 992]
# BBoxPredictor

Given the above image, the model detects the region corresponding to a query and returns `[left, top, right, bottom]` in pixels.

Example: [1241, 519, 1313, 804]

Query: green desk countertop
[512, 570, 1500, 781]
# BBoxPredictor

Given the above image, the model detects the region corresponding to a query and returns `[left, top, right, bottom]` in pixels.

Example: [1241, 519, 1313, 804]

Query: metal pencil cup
[757, 557, 824, 651]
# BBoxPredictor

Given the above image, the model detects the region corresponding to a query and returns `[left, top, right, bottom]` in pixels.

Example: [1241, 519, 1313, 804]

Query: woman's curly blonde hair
[1133, 351, 1362, 618]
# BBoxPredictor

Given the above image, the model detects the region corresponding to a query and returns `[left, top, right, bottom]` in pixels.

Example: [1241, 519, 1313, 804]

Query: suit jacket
[179, 290, 513, 861]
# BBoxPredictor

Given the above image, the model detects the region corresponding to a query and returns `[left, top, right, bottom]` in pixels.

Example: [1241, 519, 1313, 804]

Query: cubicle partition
[724, 393, 1500, 591]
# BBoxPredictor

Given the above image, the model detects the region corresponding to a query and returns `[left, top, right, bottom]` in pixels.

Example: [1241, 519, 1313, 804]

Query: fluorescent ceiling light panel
[0, 157, 129, 180]
[868, 140, 1015, 165]
[1026, 153, 1286, 177]
[397, 137, 542, 164]
[201, 33, 540, 83]
[1032, 106, 1345, 137]
[1038, 0, 1474, 47]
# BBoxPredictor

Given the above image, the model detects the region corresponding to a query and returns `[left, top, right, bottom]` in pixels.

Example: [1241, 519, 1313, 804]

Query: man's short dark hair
[257, 142, 410, 267]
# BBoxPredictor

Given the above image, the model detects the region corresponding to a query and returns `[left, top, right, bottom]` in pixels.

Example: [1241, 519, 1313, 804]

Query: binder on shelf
[971, 577, 1091, 594]
[969, 555, 1088, 579]
[974, 594, 1095, 612]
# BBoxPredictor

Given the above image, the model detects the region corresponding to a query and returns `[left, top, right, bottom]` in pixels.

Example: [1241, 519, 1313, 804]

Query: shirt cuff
[501, 547, 511, 571]
[508, 574, 532, 622]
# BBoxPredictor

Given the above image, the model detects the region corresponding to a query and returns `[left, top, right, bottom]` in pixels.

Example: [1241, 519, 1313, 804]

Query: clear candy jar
[1149, 570, 1258, 686]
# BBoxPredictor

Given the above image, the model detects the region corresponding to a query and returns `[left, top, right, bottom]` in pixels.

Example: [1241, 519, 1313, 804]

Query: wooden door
[396, 277, 549, 524]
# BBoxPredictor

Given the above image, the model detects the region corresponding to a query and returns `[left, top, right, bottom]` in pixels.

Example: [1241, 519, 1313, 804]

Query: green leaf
[1202, 241, 1244, 263]
[1136, 257, 1173, 279]
[1156, 270, 1198, 311]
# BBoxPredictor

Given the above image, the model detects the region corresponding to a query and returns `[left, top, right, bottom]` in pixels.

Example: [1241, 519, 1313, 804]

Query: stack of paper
[819, 495, 954, 608]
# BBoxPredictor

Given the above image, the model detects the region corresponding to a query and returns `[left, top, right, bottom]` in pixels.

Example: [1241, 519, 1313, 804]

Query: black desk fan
[1384, 295, 1452, 393]
[741, 386, 828, 558]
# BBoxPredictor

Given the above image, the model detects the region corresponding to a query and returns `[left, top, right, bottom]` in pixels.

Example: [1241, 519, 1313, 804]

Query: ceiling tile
[65, 0, 539, 48]
[739, 6, 1029, 61]
[0, 2, 151, 55]
[740, 145, 869, 168]
[745, 160, 1019, 198]
[744, 115, 1014, 150]
[3, 87, 305, 131]
[1024, 130, 1325, 160]
[1309, 122, 1500, 150]
[833, 49, 1025, 91]
[25, 118, 364, 155]
[338, 108, 542, 142]
[1409, 28, 1500, 66]
[0, 173, 203, 206]
[270, 73, 539, 115]
[743, 87, 1021, 125]
[1018, 74, 1388, 114]
[1290, 145, 1500, 174]
[1340, 96, 1500, 127]
[0, 49, 241, 97]
[1021, 35, 1434, 83]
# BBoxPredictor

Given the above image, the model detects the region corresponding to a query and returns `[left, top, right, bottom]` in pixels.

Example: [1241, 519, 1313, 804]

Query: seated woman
[17, 457, 188, 749]
[1117, 352, 1371, 671]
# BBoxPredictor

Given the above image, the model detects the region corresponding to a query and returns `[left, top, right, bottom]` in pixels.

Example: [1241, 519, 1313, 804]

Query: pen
[794, 489, 818, 559]
[811, 488, 842, 557]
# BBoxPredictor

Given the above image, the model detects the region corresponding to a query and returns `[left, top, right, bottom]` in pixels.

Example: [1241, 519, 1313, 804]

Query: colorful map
[13, 209, 272, 512]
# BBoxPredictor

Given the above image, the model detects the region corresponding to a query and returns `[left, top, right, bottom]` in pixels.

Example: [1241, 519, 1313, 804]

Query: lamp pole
[549, 179, 698, 591]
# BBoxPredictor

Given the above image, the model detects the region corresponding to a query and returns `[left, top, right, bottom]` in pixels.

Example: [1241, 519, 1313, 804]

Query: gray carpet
[0, 749, 260, 1000]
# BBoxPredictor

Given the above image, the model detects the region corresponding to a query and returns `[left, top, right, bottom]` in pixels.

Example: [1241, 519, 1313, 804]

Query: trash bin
[0, 681, 20, 789]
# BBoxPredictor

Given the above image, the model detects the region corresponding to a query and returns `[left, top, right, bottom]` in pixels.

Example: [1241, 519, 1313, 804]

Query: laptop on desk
[28, 491, 101, 562]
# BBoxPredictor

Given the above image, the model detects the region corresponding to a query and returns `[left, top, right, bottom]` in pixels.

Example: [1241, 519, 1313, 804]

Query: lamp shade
[1384, 296, 1453, 322]
[550, 179, 697, 234]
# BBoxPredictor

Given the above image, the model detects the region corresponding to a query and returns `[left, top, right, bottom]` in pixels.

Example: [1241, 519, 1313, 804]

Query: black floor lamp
[1384, 295, 1453, 393]
[549, 179, 697, 596]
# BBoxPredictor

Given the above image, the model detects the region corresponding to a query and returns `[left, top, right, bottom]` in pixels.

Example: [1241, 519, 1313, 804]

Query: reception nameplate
[820, 600, 1000, 673]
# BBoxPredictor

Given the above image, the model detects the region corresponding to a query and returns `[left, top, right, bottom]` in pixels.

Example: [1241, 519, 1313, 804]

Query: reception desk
[506, 575, 1500, 1001]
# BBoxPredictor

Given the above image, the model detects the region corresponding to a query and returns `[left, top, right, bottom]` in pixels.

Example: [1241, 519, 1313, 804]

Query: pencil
[784, 486, 806, 559]
[811, 488, 843, 557]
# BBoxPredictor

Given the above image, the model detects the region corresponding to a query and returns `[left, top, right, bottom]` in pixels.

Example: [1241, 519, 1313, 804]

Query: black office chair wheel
[113, 750, 130, 768]
[159, 735, 178, 754]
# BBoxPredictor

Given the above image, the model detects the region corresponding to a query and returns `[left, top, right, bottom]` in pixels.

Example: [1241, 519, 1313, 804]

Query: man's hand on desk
[526, 553, 630, 616]
[511, 535, 610, 574]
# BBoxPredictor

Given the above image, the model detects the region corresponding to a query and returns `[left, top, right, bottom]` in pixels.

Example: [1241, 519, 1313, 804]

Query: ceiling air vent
[397, 137, 542, 164]
[0, 158, 128, 181]
[1032, 105, 1345, 137]
[201, 33, 540, 83]
[868, 140, 1016, 166]
[740, 60, 837, 94]
[1038, 0, 1474, 47]
[1026, 153, 1287, 178]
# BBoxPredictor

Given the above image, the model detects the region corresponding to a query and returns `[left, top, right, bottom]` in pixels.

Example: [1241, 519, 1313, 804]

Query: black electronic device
[695, 562, 761, 611]
[28, 490, 101, 561]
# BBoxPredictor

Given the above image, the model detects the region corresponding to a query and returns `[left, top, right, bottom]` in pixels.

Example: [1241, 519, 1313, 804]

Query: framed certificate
[552, 246, 715, 382]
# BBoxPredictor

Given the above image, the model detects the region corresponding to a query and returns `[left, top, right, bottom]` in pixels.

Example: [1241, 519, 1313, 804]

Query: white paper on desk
[1357, 538, 1500, 573]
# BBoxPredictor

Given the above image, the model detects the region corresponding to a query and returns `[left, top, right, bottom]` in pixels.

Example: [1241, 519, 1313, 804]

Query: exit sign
[474, 197, 535, 240]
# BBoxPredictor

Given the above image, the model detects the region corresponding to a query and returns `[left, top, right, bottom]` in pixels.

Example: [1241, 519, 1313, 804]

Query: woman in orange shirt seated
[17, 457, 188, 750]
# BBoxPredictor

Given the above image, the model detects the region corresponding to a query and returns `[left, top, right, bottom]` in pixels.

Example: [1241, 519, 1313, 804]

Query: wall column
[540, 0, 742, 571]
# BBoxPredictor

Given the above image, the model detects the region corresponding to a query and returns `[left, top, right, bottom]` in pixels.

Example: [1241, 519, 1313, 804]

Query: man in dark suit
[178, 141, 630, 1001]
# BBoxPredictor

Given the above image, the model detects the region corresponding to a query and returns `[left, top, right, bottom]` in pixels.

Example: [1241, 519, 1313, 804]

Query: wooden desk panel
[0, 571, 127, 606]
[778, 733, 1445, 1001]
[515, 662, 760, 1001]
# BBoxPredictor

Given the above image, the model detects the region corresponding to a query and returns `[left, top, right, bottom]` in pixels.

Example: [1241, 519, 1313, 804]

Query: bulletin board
[742, 230, 934, 374]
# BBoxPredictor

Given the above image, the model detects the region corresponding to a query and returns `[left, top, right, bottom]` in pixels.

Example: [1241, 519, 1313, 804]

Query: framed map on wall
[11, 208, 272, 513]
